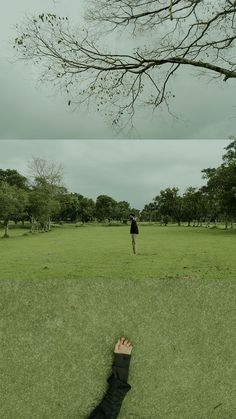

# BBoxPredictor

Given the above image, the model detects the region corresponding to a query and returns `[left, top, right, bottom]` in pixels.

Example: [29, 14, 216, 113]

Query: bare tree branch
[13, 1, 236, 127]
[28, 156, 64, 186]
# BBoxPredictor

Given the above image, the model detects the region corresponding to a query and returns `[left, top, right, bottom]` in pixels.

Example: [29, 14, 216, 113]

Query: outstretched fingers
[114, 336, 133, 354]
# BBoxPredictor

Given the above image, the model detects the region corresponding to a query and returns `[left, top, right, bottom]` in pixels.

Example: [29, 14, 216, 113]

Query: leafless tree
[14, 1, 236, 127]
[28, 156, 64, 186]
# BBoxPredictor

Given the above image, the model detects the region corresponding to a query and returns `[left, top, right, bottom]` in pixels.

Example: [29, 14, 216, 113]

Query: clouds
[0, 1, 235, 139]
[0, 139, 228, 208]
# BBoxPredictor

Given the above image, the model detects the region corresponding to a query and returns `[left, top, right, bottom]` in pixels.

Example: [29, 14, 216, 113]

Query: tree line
[0, 157, 138, 238]
[0, 140, 236, 237]
[141, 139, 236, 228]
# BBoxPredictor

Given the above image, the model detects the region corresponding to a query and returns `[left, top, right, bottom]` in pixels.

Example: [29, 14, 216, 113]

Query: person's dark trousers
[88, 354, 131, 419]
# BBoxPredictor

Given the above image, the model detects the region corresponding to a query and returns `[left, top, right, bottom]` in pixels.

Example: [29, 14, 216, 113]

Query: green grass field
[0, 225, 236, 418]
[1, 223, 236, 280]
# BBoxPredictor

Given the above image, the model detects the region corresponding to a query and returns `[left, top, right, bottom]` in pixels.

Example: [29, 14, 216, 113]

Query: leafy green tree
[0, 169, 29, 190]
[0, 182, 28, 238]
[223, 137, 236, 165]
[182, 187, 198, 226]
[55, 192, 78, 222]
[78, 197, 96, 223]
[130, 208, 140, 219]
[114, 201, 131, 223]
[140, 202, 159, 222]
[28, 186, 60, 232]
[196, 186, 219, 227]
[192, 189, 209, 227]
[96, 195, 117, 222]
[182, 187, 208, 227]
[27, 157, 65, 231]
[154, 187, 183, 225]
[202, 139, 236, 228]
[65, 193, 84, 222]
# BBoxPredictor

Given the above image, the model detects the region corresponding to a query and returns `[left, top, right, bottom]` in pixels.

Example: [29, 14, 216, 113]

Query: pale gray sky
[0, 139, 229, 208]
[0, 0, 235, 139]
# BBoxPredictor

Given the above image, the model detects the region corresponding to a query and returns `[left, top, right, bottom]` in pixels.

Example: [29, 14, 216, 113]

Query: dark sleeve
[112, 353, 131, 382]
[88, 354, 131, 419]
[88, 375, 131, 419]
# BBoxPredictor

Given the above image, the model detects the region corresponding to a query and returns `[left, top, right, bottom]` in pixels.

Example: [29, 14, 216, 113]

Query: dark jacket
[130, 218, 139, 234]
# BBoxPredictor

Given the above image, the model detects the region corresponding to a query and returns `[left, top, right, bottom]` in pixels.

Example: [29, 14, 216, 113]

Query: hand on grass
[114, 337, 132, 355]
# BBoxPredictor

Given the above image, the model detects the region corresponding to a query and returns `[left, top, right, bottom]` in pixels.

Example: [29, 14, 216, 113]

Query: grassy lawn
[0, 225, 236, 418]
[0, 224, 236, 280]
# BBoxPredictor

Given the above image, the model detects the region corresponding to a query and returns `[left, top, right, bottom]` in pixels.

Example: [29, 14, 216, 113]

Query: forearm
[88, 354, 131, 419]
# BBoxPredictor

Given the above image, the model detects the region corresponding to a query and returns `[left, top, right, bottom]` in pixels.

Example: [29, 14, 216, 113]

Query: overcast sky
[0, 139, 229, 208]
[0, 0, 235, 139]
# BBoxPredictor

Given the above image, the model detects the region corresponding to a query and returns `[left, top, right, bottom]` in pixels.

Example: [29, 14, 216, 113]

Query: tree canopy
[0, 169, 29, 190]
[0, 181, 28, 237]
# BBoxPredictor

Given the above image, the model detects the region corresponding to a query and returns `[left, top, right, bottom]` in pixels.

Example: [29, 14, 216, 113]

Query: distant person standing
[129, 213, 139, 254]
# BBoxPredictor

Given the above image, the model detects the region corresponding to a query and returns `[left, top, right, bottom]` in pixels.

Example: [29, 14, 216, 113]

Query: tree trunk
[30, 216, 34, 233]
[3, 220, 9, 238]
[48, 216, 51, 231]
